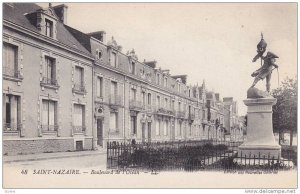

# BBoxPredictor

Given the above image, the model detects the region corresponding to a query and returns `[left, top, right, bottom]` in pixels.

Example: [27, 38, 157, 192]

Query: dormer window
[177, 83, 181, 93]
[164, 77, 168, 87]
[98, 51, 102, 59]
[110, 52, 117, 68]
[130, 62, 135, 74]
[156, 73, 161, 85]
[45, 19, 53, 37]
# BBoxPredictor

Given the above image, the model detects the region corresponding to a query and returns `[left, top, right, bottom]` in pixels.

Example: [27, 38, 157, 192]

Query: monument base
[238, 144, 281, 158]
[238, 96, 281, 159]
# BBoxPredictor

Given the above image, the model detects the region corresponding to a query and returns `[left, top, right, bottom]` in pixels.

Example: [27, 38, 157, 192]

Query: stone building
[223, 97, 243, 141]
[3, 3, 94, 155]
[3, 3, 240, 155]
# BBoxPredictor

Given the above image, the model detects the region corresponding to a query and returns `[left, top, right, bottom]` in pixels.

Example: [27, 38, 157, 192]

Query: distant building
[3, 3, 242, 155]
[223, 97, 243, 141]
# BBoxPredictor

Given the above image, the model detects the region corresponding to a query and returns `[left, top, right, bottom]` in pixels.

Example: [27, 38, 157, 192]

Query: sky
[40, 3, 297, 115]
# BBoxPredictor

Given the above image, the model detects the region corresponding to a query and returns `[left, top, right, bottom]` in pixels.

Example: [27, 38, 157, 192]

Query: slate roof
[64, 25, 92, 52]
[3, 3, 92, 57]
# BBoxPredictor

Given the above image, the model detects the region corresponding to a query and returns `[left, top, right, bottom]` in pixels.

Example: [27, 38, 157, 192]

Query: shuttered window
[42, 100, 56, 131]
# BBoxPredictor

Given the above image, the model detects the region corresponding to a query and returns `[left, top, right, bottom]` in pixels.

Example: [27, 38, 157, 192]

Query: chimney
[87, 31, 106, 43]
[53, 4, 68, 24]
[215, 93, 220, 101]
[162, 69, 170, 74]
[144, 60, 157, 69]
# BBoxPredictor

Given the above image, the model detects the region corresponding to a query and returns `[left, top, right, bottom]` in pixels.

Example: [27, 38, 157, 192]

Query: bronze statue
[250, 34, 279, 93]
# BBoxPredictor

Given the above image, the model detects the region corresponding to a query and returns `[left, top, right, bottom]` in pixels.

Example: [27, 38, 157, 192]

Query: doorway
[97, 119, 103, 147]
[171, 121, 175, 141]
[142, 123, 145, 143]
[147, 122, 151, 143]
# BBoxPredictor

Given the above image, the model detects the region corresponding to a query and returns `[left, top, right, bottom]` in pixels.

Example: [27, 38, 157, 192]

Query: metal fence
[107, 140, 295, 172]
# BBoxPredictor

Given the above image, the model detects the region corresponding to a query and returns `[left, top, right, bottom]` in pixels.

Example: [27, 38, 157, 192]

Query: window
[130, 62, 135, 74]
[171, 100, 175, 111]
[130, 116, 137, 135]
[3, 43, 18, 78]
[74, 66, 84, 92]
[130, 88, 136, 101]
[110, 112, 118, 132]
[164, 120, 168, 136]
[178, 102, 181, 111]
[165, 98, 168, 109]
[157, 96, 161, 108]
[177, 83, 181, 93]
[43, 56, 57, 85]
[73, 104, 85, 133]
[164, 77, 168, 87]
[147, 93, 151, 105]
[142, 92, 145, 106]
[42, 99, 57, 131]
[156, 73, 160, 85]
[110, 52, 117, 67]
[97, 50, 102, 59]
[3, 94, 21, 131]
[155, 120, 160, 136]
[45, 19, 53, 37]
[178, 121, 182, 136]
[110, 81, 118, 104]
[189, 124, 192, 136]
[96, 77, 103, 98]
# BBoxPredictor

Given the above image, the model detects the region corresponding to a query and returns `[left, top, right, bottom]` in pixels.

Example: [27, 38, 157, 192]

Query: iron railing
[176, 111, 186, 118]
[129, 100, 143, 110]
[3, 123, 22, 131]
[109, 95, 122, 106]
[41, 77, 58, 86]
[155, 107, 175, 116]
[3, 67, 22, 79]
[73, 125, 86, 133]
[41, 124, 59, 131]
[107, 140, 295, 172]
[72, 83, 86, 93]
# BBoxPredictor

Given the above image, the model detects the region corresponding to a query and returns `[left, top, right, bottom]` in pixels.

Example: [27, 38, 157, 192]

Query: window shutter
[96, 77, 101, 97]
[49, 101, 55, 128]
[42, 100, 48, 126]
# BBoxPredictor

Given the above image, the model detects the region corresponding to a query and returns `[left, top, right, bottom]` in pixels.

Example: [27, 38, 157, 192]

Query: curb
[3, 151, 107, 164]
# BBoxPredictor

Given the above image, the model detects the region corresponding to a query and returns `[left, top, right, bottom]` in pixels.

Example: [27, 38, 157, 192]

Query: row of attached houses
[3, 3, 241, 155]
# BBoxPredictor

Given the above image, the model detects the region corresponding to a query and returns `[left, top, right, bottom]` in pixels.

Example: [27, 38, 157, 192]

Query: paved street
[4, 152, 108, 170]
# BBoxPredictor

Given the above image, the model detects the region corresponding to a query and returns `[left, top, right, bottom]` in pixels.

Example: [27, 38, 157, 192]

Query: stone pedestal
[238, 97, 281, 158]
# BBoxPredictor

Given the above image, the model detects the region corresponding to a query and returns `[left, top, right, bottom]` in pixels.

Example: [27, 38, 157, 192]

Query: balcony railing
[145, 104, 156, 113]
[3, 123, 22, 131]
[41, 77, 58, 86]
[72, 83, 86, 93]
[129, 100, 143, 111]
[3, 67, 23, 79]
[156, 107, 175, 116]
[41, 124, 59, 132]
[73, 125, 86, 133]
[109, 95, 122, 106]
[176, 111, 186, 119]
[189, 112, 195, 121]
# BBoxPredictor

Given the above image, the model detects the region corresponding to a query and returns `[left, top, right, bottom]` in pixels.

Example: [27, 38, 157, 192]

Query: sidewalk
[3, 149, 107, 163]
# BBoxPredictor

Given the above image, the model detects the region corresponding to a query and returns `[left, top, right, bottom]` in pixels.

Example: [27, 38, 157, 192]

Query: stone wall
[3, 138, 93, 155]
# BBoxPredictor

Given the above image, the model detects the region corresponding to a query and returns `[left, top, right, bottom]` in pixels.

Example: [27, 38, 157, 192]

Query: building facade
[3, 3, 241, 155]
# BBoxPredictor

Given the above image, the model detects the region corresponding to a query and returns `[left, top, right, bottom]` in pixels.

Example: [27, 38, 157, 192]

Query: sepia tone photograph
[2, 2, 298, 190]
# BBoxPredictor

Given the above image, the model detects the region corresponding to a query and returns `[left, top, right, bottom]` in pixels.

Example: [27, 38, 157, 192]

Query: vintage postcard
[2, 2, 297, 190]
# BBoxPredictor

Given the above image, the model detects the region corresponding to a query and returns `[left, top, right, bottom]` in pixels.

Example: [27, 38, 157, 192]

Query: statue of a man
[250, 51, 279, 92]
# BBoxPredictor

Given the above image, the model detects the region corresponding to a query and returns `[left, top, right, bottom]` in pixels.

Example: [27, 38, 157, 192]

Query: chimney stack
[53, 4, 68, 24]
[87, 31, 106, 43]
